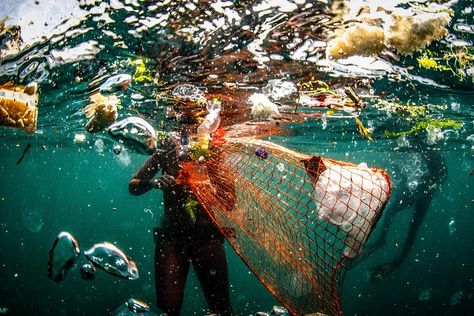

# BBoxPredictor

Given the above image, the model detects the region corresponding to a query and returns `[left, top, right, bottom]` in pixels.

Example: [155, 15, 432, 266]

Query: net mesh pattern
[178, 138, 391, 316]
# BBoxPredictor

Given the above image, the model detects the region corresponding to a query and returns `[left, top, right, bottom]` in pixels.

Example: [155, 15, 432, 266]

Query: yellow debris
[0, 82, 39, 134]
[354, 117, 373, 141]
[83, 93, 118, 132]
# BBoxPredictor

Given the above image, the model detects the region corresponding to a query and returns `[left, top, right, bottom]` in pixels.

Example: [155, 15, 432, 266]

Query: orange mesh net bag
[178, 137, 391, 316]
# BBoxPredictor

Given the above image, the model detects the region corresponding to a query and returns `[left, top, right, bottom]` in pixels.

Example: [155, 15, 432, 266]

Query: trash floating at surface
[84, 242, 139, 280]
[0, 82, 39, 134]
[48, 232, 80, 282]
[327, 4, 452, 59]
[99, 74, 132, 94]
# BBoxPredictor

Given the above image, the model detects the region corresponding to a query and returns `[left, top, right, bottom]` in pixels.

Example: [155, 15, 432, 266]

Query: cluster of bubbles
[399, 153, 429, 193]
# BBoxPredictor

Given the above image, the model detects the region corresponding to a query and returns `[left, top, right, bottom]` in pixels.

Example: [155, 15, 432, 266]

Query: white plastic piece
[314, 164, 390, 257]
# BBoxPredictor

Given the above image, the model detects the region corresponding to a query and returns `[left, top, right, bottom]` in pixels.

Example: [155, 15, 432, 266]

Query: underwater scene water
[0, 0, 473, 315]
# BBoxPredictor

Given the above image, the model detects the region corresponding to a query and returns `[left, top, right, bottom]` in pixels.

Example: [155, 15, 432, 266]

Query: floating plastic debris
[108, 117, 158, 154]
[419, 288, 432, 301]
[99, 74, 132, 94]
[262, 79, 296, 101]
[21, 209, 44, 233]
[172, 84, 205, 102]
[84, 242, 139, 280]
[48, 232, 80, 282]
[449, 290, 463, 305]
[112, 298, 157, 316]
[80, 263, 96, 281]
[448, 219, 456, 234]
[94, 139, 105, 153]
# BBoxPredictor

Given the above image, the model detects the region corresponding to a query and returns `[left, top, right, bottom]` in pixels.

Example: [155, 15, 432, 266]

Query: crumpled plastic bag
[314, 162, 390, 257]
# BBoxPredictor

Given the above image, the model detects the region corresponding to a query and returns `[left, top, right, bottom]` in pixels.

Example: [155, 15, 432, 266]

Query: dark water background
[1, 0, 474, 315]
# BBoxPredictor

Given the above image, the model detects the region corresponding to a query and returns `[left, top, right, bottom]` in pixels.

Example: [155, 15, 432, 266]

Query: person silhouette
[129, 119, 233, 315]
[352, 136, 447, 281]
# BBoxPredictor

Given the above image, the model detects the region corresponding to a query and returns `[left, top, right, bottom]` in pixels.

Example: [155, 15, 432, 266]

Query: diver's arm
[129, 150, 164, 195]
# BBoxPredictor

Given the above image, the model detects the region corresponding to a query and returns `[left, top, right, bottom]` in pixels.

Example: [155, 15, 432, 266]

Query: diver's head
[165, 84, 208, 126]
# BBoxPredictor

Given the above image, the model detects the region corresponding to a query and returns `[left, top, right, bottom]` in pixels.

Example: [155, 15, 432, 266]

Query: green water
[1, 0, 474, 315]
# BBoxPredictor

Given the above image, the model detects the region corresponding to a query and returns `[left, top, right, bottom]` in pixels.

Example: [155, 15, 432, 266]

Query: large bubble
[21, 209, 44, 232]
[47, 232, 81, 282]
[84, 242, 139, 280]
[112, 298, 157, 316]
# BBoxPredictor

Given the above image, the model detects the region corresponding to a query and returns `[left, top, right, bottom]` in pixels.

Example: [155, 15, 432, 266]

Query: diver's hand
[150, 174, 175, 190]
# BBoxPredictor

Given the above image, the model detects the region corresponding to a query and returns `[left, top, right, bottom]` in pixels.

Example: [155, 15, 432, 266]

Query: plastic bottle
[196, 99, 222, 149]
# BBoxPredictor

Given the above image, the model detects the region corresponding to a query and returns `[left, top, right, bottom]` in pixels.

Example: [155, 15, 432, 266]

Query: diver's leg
[155, 237, 190, 316]
[393, 197, 431, 266]
[370, 197, 431, 280]
[191, 239, 234, 316]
